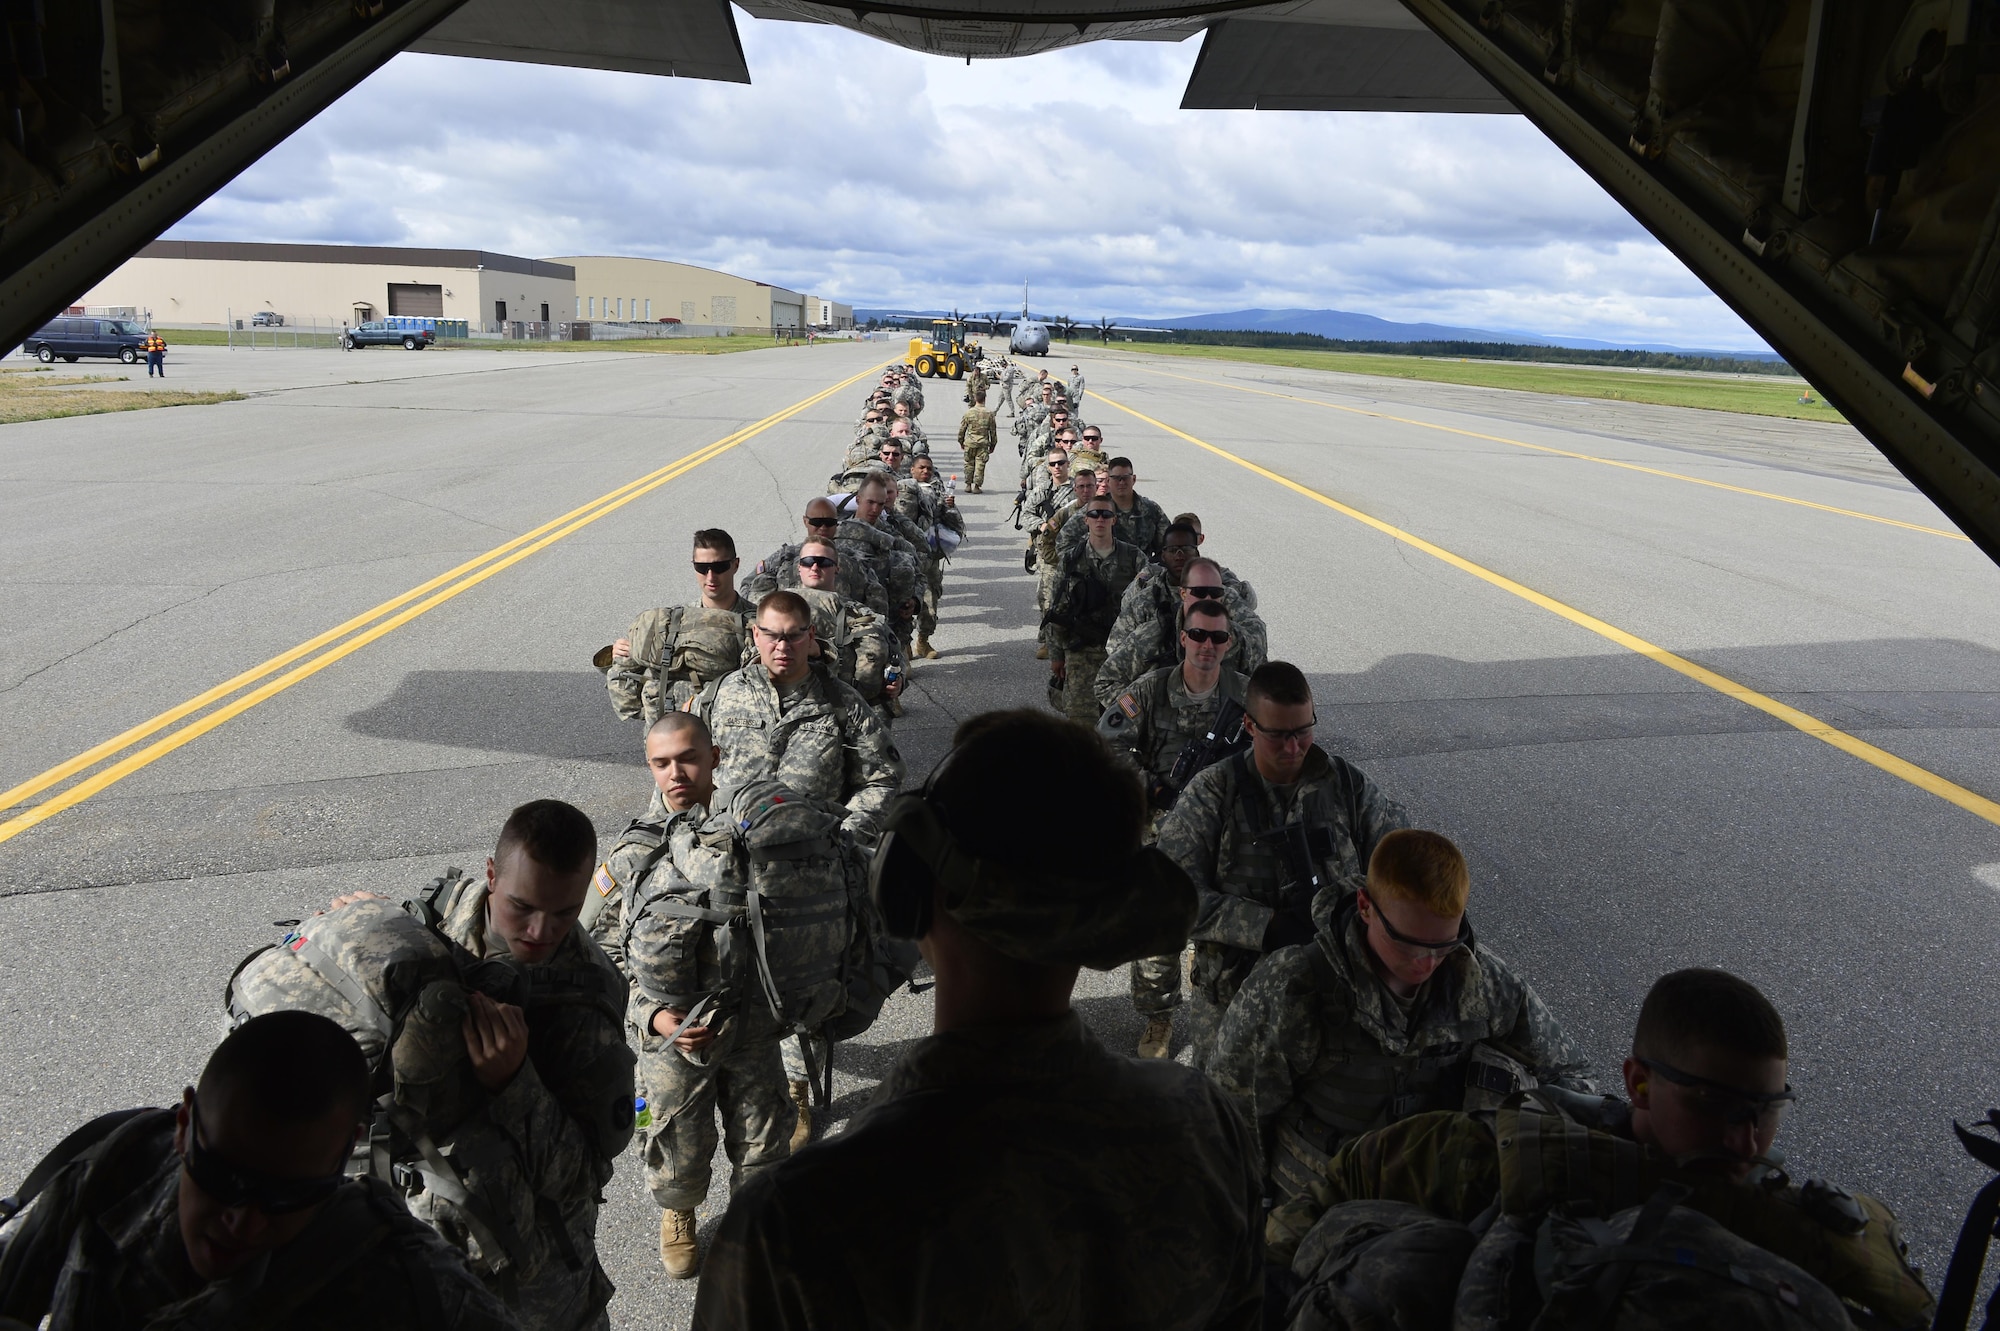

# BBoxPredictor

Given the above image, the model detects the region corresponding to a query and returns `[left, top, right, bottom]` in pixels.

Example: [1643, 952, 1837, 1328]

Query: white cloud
[170, 17, 1768, 350]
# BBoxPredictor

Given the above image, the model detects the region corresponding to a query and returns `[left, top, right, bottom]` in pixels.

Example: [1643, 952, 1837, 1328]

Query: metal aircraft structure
[1, 0, 1997, 567]
[1007, 287, 1052, 356]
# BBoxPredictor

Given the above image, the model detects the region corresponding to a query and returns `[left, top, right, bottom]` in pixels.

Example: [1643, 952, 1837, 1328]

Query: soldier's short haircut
[805, 496, 837, 516]
[200, 1011, 370, 1126]
[858, 469, 894, 496]
[691, 528, 736, 559]
[1367, 829, 1470, 918]
[1633, 969, 1788, 1064]
[1163, 522, 1199, 544]
[939, 710, 1144, 867]
[1183, 557, 1223, 584]
[1106, 456, 1134, 473]
[646, 712, 713, 746]
[495, 799, 598, 877]
[798, 538, 837, 560]
[1247, 661, 1313, 711]
[758, 588, 812, 626]
[1184, 598, 1229, 625]
[1174, 511, 1203, 531]
[1072, 466, 1096, 480]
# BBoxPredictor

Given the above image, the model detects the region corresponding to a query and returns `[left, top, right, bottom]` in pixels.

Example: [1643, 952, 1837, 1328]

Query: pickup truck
[343, 321, 432, 351]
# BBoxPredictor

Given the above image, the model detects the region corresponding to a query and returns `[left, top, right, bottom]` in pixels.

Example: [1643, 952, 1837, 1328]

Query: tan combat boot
[914, 634, 939, 660]
[659, 1208, 699, 1279]
[1137, 1016, 1173, 1060]
[1035, 643, 1049, 660]
[788, 1079, 814, 1154]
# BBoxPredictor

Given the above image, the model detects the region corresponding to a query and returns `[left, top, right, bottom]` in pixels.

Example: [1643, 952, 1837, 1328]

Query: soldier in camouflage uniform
[744, 498, 888, 614]
[958, 389, 997, 492]
[1045, 502, 1147, 726]
[794, 538, 905, 724]
[834, 437, 912, 493]
[1210, 828, 1592, 1207]
[691, 710, 1261, 1331]
[1034, 460, 1100, 660]
[835, 474, 923, 656]
[1262, 970, 1934, 1331]
[1098, 599, 1249, 1061]
[1055, 456, 1171, 562]
[704, 590, 905, 1149]
[600, 529, 757, 725]
[963, 359, 989, 406]
[892, 370, 924, 420]
[610, 715, 794, 1281]
[1157, 662, 1410, 1072]
[1097, 549, 1268, 709]
[896, 456, 964, 660]
[0, 1012, 518, 1331]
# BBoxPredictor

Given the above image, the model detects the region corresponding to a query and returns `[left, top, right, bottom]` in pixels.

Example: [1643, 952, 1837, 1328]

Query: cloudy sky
[171, 13, 1766, 350]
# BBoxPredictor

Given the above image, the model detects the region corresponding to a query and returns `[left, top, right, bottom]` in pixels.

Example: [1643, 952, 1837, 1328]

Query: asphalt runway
[3, 338, 1998, 1323]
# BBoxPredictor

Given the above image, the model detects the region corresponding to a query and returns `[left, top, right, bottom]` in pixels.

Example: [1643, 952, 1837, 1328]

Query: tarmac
[2, 337, 1997, 1323]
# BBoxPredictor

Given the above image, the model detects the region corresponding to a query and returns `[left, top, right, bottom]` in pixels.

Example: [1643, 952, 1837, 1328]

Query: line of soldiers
[0, 353, 1946, 1330]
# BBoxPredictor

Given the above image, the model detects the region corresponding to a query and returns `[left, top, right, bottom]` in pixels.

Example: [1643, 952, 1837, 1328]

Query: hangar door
[387, 283, 444, 317]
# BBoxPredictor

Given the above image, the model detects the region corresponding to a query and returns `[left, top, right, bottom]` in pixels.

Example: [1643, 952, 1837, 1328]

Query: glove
[1261, 909, 1314, 953]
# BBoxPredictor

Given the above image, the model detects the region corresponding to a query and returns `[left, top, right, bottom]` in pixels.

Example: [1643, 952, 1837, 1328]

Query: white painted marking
[1974, 864, 2000, 892]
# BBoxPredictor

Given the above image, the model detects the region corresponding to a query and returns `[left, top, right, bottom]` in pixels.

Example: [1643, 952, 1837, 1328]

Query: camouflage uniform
[958, 404, 997, 491]
[418, 873, 636, 1331]
[584, 789, 674, 979]
[0, 1112, 518, 1331]
[603, 598, 756, 725]
[1055, 491, 1173, 562]
[1099, 664, 1251, 1022]
[878, 505, 939, 646]
[1209, 890, 1592, 1204]
[621, 807, 793, 1216]
[703, 665, 904, 844]
[1044, 538, 1146, 726]
[895, 480, 963, 646]
[743, 542, 887, 614]
[833, 512, 920, 619]
[1094, 568, 1268, 708]
[796, 586, 903, 725]
[1156, 747, 1411, 1071]
[690, 1012, 1264, 1331]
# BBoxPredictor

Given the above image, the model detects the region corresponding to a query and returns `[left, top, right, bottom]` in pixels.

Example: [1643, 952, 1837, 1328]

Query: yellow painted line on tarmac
[1113, 359, 1970, 542]
[0, 360, 888, 844]
[1092, 389, 2000, 829]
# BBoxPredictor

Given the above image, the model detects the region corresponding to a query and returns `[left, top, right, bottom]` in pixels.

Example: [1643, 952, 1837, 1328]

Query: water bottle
[634, 1095, 652, 1130]
[884, 664, 902, 691]
[946, 474, 959, 496]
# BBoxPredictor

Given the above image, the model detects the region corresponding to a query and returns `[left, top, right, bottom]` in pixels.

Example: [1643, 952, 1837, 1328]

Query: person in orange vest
[143, 330, 166, 378]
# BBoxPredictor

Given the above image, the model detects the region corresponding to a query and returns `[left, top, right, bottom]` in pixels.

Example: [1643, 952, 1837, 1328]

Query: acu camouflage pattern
[1094, 567, 1269, 708]
[1056, 491, 1173, 562]
[833, 513, 920, 613]
[1208, 891, 1593, 1203]
[414, 872, 636, 1331]
[795, 586, 902, 714]
[1269, 1094, 1935, 1330]
[582, 792, 674, 979]
[702, 663, 905, 844]
[1283, 1200, 1477, 1331]
[1045, 538, 1147, 726]
[602, 601, 756, 725]
[743, 540, 888, 614]
[689, 1012, 1264, 1331]
[958, 405, 997, 489]
[0, 1113, 518, 1331]
[1155, 746, 1410, 1069]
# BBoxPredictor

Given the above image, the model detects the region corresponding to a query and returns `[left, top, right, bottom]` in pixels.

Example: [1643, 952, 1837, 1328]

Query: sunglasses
[1361, 893, 1469, 956]
[182, 1095, 348, 1214]
[1183, 585, 1225, 599]
[1635, 1056, 1796, 1127]
[1182, 627, 1231, 645]
[1084, 509, 1116, 520]
[1247, 713, 1316, 744]
[805, 516, 840, 529]
[1108, 472, 1134, 482]
[798, 555, 837, 569]
[755, 625, 810, 646]
[692, 559, 736, 575]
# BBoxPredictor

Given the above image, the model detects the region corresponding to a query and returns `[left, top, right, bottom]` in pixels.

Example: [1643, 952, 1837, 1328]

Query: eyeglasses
[1182, 627, 1231, 645]
[805, 516, 839, 528]
[797, 556, 837, 569]
[1108, 472, 1133, 482]
[1635, 1056, 1796, 1128]
[182, 1094, 348, 1214]
[1360, 893, 1469, 956]
[755, 625, 810, 646]
[1084, 509, 1116, 520]
[1247, 713, 1316, 744]
[1183, 585, 1224, 600]
[692, 559, 736, 575]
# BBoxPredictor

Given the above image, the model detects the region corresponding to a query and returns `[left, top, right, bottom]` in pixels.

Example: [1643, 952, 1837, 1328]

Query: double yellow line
[1091, 388, 2000, 829]
[0, 361, 885, 845]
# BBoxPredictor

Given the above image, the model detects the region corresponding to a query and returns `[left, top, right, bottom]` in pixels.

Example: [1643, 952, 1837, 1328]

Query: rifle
[1161, 696, 1250, 807]
[1011, 485, 1026, 530]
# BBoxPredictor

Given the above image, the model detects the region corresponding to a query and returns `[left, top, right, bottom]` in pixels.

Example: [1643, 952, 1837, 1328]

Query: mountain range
[852, 305, 1780, 361]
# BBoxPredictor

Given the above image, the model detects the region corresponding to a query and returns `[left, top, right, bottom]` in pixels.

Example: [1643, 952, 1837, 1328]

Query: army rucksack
[596, 604, 749, 722]
[1283, 1200, 1479, 1331]
[1456, 1183, 1854, 1331]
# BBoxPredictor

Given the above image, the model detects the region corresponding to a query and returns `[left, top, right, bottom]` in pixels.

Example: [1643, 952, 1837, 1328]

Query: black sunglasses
[1183, 584, 1225, 599]
[1635, 1057, 1796, 1127]
[805, 516, 839, 529]
[1084, 509, 1116, 520]
[183, 1095, 348, 1214]
[798, 555, 837, 569]
[692, 559, 736, 575]
[1182, 627, 1231, 645]
[1360, 892, 1469, 956]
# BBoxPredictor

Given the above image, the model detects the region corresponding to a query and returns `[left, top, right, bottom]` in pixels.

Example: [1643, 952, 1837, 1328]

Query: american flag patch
[591, 863, 617, 899]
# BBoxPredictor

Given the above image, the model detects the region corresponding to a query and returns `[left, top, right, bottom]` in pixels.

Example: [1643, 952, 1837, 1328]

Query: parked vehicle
[250, 311, 285, 326]
[343, 321, 433, 351]
[21, 316, 150, 364]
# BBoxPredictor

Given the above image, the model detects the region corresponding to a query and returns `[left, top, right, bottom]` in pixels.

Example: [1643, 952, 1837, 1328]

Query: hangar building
[556, 256, 853, 331]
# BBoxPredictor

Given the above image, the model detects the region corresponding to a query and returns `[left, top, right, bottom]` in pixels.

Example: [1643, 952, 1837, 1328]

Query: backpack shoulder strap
[1231, 750, 1265, 835]
[0, 1107, 162, 1222]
